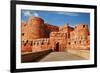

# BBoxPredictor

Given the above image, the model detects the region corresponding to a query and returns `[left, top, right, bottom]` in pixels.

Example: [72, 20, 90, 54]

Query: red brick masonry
[21, 16, 90, 53]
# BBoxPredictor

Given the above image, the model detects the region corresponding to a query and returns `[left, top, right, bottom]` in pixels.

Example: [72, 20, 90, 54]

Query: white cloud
[23, 10, 39, 17]
[32, 12, 39, 17]
[56, 12, 79, 16]
[23, 11, 31, 16]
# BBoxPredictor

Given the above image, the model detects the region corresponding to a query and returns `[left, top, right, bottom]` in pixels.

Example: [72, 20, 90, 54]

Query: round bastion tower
[27, 16, 45, 40]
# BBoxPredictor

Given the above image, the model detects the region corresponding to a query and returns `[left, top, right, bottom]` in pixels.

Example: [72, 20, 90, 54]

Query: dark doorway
[55, 42, 59, 52]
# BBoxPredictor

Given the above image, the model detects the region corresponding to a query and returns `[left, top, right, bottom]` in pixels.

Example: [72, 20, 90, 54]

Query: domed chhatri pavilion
[21, 16, 90, 53]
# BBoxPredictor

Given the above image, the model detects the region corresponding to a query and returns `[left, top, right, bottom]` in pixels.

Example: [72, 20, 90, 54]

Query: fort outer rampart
[21, 16, 90, 53]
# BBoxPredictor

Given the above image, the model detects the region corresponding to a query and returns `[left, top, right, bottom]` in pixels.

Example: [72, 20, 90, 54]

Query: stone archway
[54, 42, 59, 52]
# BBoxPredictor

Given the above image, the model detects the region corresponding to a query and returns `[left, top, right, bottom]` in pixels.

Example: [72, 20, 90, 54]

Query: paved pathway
[40, 52, 85, 62]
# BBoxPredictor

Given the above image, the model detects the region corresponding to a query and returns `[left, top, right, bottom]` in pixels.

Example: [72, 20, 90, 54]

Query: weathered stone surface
[21, 17, 90, 53]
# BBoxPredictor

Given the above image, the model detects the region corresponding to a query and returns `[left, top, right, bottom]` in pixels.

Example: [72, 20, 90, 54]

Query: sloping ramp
[40, 52, 85, 62]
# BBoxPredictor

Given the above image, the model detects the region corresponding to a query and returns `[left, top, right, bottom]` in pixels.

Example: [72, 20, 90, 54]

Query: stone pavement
[40, 52, 85, 62]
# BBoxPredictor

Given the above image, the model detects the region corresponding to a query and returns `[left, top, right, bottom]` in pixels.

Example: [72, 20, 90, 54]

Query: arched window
[86, 41, 88, 43]
[22, 33, 24, 36]
[83, 25, 85, 28]
[47, 42, 49, 45]
[68, 42, 70, 45]
[80, 41, 81, 44]
[41, 42, 44, 45]
[26, 40, 28, 43]
[34, 42, 35, 45]
[24, 43, 26, 46]
[74, 41, 76, 44]
[30, 41, 33, 46]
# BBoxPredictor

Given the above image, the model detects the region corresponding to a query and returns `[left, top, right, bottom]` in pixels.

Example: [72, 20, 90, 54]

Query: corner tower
[27, 16, 45, 40]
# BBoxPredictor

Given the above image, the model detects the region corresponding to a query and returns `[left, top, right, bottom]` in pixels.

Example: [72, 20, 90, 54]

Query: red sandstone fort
[21, 16, 90, 53]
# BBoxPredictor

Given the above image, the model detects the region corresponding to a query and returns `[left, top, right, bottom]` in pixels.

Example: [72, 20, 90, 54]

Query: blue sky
[21, 9, 90, 28]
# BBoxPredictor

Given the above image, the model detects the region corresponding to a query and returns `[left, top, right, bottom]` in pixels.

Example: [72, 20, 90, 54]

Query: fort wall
[21, 17, 90, 53]
[67, 24, 90, 50]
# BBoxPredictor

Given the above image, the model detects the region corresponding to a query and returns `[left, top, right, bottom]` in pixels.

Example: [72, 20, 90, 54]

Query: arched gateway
[54, 42, 59, 52]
